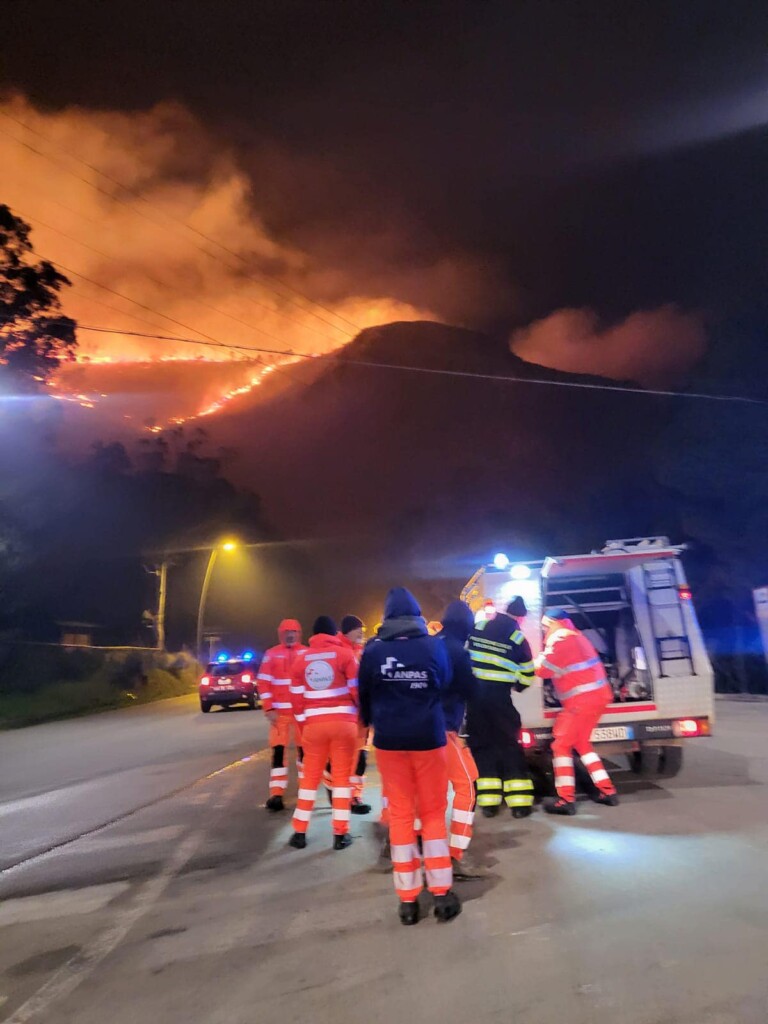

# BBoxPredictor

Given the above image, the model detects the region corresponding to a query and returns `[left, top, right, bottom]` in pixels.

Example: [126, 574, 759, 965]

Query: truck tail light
[672, 717, 710, 737]
[241, 673, 253, 684]
[201, 676, 210, 686]
[520, 730, 534, 748]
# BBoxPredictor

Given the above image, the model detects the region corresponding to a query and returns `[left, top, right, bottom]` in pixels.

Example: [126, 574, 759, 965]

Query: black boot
[481, 805, 500, 819]
[434, 890, 462, 922]
[399, 901, 421, 926]
[544, 797, 577, 816]
[511, 806, 533, 819]
[593, 792, 620, 806]
[350, 798, 371, 815]
[265, 795, 285, 812]
[288, 832, 307, 849]
[333, 833, 353, 850]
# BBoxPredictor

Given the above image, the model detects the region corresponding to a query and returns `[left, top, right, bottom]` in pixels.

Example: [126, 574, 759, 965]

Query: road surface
[1, 696, 767, 1024]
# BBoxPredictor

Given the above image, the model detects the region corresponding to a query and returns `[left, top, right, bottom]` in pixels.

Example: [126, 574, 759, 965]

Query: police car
[199, 651, 260, 713]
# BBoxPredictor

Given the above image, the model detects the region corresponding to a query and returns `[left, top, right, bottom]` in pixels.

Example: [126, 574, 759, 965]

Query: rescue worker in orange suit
[288, 616, 360, 849]
[358, 587, 461, 926]
[535, 608, 619, 815]
[258, 619, 307, 811]
[338, 615, 372, 814]
[437, 600, 486, 880]
[466, 596, 536, 817]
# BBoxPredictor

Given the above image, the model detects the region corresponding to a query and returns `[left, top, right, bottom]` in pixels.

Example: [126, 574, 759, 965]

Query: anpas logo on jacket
[381, 656, 429, 688]
[304, 659, 335, 690]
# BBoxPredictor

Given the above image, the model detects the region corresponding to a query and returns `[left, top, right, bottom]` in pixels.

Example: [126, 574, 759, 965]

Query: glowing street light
[196, 539, 238, 661]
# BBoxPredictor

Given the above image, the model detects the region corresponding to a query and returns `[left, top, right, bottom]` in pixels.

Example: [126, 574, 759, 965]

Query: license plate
[215, 684, 234, 691]
[592, 725, 633, 742]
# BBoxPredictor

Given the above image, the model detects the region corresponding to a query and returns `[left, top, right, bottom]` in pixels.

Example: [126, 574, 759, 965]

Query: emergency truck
[461, 537, 714, 779]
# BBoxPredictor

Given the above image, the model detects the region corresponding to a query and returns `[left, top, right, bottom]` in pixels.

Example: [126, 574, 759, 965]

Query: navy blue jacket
[358, 588, 453, 751]
[439, 600, 477, 733]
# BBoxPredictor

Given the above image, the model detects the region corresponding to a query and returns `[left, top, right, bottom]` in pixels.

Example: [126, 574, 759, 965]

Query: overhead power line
[25, 211, 343, 350]
[0, 110, 360, 338]
[75, 325, 767, 406]
[14, 194, 351, 345]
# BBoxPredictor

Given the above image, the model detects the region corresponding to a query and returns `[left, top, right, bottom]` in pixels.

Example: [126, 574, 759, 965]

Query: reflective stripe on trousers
[551, 688, 616, 800]
[503, 777, 534, 808]
[447, 731, 478, 860]
[376, 747, 452, 902]
[291, 719, 358, 835]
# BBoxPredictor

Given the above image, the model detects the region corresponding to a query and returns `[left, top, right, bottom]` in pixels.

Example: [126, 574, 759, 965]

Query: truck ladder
[642, 563, 695, 676]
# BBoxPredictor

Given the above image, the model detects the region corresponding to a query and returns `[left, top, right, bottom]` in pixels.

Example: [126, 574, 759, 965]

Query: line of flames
[46, 352, 310, 428]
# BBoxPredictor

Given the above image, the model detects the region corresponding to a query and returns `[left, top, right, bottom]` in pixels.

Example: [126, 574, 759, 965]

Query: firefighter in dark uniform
[466, 596, 536, 818]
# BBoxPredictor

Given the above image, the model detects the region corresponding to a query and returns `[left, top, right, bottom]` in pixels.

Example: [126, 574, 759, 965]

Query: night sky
[3, 1, 768, 640]
[4, 0, 767, 339]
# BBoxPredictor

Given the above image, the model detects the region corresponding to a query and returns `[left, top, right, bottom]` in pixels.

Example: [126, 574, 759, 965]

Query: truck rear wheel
[629, 745, 683, 778]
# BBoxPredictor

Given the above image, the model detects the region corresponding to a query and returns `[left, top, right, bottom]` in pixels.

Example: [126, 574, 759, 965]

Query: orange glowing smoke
[1, 94, 432, 426]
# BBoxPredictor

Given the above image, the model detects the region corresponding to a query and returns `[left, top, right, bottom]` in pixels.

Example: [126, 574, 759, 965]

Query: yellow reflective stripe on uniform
[471, 650, 520, 671]
[510, 630, 524, 645]
[473, 668, 517, 682]
[476, 777, 502, 789]
[503, 779, 534, 791]
[477, 794, 503, 806]
[505, 793, 534, 807]
[518, 661, 534, 672]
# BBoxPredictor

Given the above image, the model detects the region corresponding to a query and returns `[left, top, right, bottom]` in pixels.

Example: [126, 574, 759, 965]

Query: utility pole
[144, 559, 169, 650]
[156, 560, 168, 651]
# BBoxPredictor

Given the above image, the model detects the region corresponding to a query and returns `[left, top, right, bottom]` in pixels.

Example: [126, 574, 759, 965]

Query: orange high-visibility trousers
[268, 715, 303, 797]
[446, 731, 478, 860]
[551, 686, 617, 802]
[376, 747, 452, 903]
[291, 720, 359, 835]
[350, 724, 370, 800]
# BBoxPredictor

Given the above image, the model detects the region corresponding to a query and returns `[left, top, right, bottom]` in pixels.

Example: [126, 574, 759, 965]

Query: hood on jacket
[441, 600, 474, 643]
[278, 618, 302, 643]
[383, 587, 422, 619]
[378, 587, 427, 641]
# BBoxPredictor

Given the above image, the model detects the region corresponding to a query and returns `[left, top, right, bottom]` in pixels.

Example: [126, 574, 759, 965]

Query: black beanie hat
[312, 615, 338, 636]
[506, 596, 527, 618]
[340, 614, 363, 635]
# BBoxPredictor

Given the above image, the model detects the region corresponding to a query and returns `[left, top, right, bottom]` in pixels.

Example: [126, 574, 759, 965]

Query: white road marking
[0, 883, 131, 928]
[0, 824, 206, 1023]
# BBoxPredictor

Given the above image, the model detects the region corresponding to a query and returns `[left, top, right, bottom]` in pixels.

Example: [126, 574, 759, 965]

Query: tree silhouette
[0, 204, 77, 387]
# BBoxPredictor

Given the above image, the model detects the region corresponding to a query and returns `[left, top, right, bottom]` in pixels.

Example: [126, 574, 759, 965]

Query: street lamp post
[196, 541, 237, 661]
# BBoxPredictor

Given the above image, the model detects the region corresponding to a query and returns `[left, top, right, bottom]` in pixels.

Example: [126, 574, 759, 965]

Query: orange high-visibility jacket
[534, 625, 610, 704]
[258, 630, 307, 715]
[291, 633, 359, 726]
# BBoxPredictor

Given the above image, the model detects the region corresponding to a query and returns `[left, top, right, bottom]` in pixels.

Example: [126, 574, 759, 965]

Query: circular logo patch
[305, 660, 335, 690]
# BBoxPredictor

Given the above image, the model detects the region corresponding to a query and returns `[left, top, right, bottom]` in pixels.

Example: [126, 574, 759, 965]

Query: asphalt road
[1, 696, 767, 1024]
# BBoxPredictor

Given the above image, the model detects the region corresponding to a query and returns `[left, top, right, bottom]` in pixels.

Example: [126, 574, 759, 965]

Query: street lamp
[196, 539, 238, 661]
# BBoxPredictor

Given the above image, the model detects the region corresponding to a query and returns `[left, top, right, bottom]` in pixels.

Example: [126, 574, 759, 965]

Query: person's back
[358, 587, 461, 926]
[359, 589, 451, 751]
[465, 598, 536, 819]
[535, 609, 618, 815]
